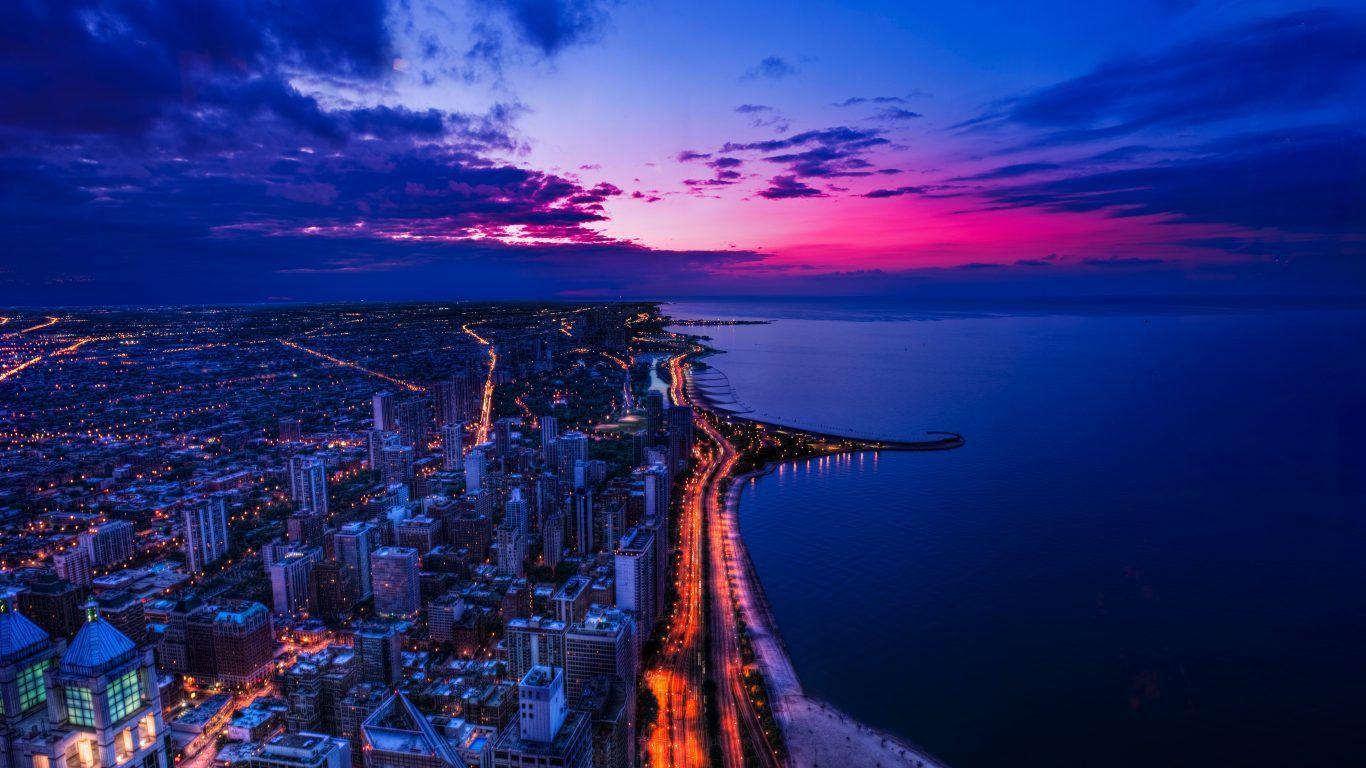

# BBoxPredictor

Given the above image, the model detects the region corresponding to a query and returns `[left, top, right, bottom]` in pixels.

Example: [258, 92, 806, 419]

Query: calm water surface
[669, 299, 1366, 767]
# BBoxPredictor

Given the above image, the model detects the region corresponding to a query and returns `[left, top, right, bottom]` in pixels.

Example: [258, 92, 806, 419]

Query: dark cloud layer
[969, 8, 1366, 145]
[977, 125, 1366, 234]
[0, 0, 754, 301]
[479, 0, 615, 56]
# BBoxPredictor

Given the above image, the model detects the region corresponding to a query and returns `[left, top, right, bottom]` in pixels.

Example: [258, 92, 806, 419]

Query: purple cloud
[757, 175, 824, 200]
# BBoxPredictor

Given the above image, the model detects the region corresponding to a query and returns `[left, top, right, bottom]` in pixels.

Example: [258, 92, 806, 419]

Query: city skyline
[2, 0, 1363, 303]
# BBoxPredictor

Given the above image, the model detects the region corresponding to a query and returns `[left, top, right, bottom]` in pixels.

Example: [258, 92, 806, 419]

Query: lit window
[107, 670, 141, 723]
[18, 660, 48, 711]
[66, 686, 96, 727]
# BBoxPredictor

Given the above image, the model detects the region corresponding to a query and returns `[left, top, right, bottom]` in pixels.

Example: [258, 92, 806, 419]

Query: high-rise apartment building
[334, 521, 378, 602]
[371, 547, 420, 618]
[184, 495, 230, 573]
[288, 456, 329, 516]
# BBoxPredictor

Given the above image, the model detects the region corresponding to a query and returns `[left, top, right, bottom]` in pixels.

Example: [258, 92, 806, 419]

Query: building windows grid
[107, 669, 141, 723]
[65, 686, 96, 727]
[18, 660, 49, 711]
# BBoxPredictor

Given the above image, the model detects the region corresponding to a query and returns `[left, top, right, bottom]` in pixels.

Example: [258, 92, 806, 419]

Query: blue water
[669, 299, 1366, 767]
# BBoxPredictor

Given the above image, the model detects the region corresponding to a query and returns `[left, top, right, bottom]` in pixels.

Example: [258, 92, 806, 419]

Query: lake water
[668, 298, 1366, 767]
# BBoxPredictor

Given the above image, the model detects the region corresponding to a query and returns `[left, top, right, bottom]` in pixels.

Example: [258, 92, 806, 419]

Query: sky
[0, 0, 1363, 303]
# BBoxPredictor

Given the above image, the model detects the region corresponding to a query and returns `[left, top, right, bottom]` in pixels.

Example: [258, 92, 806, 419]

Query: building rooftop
[0, 598, 50, 662]
[60, 609, 137, 676]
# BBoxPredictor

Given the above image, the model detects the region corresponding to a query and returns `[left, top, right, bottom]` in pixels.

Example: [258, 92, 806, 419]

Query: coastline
[720, 465, 949, 768]
[664, 312, 955, 766]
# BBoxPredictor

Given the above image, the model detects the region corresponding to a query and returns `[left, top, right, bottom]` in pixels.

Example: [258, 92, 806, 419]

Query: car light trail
[462, 323, 497, 445]
[17, 316, 59, 334]
[276, 339, 423, 392]
[0, 337, 94, 383]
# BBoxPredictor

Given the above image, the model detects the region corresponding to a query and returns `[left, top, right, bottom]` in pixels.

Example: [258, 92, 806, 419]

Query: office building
[380, 444, 415, 487]
[553, 433, 588, 479]
[95, 590, 146, 646]
[313, 560, 356, 625]
[395, 516, 442, 557]
[288, 512, 326, 549]
[228, 732, 351, 768]
[645, 391, 664, 439]
[191, 599, 274, 686]
[279, 418, 303, 442]
[361, 691, 464, 768]
[0, 600, 171, 768]
[577, 677, 633, 768]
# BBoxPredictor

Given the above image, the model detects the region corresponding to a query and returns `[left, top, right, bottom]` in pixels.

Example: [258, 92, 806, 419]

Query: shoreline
[719, 462, 950, 768]
[664, 315, 955, 767]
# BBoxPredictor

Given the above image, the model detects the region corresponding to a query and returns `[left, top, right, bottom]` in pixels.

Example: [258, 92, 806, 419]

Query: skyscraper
[539, 415, 559, 458]
[465, 447, 487, 493]
[353, 621, 404, 686]
[496, 524, 524, 578]
[571, 488, 594, 555]
[644, 390, 664, 439]
[334, 522, 377, 601]
[554, 432, 588, 479]
[371, 547, 420, 618]
[270, 547, 319, 616]
[372, 391, 396, 431]
[541, 511, 564, 570]
[379, 444, 415, 487]
[395, 396, 431, 455]
[288, 455, 329, 516]
[432, 379, 462, 427]
[492, 417, 511, 456]
[614, 527, 657, 633]
[564, 607, 635, 707]
[440, 422, 464, 470]
[48, 603, 170, 768]
[184, 495, 230, 573]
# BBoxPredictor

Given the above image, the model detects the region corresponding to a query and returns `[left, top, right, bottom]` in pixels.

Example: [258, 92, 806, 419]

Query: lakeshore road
[641, 352, 782, 768]
[642, 352, 712, 768]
